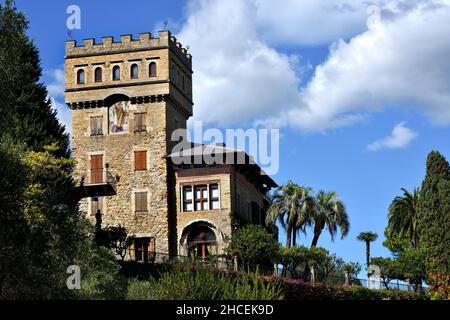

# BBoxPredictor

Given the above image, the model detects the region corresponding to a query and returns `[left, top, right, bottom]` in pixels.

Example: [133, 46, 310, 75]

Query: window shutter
[134, 151, 147, 170]
[135, 192, 147, 212]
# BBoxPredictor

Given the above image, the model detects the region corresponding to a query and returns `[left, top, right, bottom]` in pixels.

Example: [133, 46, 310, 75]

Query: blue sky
[14, 0, 450, 272]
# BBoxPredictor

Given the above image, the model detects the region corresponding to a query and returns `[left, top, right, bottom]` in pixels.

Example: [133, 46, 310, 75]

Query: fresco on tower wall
[109, 100, 129, 133]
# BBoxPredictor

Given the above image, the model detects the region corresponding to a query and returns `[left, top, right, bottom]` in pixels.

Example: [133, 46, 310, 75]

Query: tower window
[94, 67, 102, 82]
[134, 150, 147, 171]
[90, 116, 103, 136]
[135, 191, 148, 213]
[134, 112, 146, 132]
[149, 62, 157, 77]
[112, 65, 120, 81]
[182, 75, 185, 90]
[130, 64, 138, 79]
[77, 69, 85, 84]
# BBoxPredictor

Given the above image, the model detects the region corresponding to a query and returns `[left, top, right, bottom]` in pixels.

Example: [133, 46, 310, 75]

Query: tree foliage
[417, 151, 450, 275]
[266, 181, 315, 248]
[310, 190, 349, 247]
[387, 187, 420, 249]
[356, 231, 378, 270]
[0, 0, 68, 154]
[0, 1, 118, 299]
[225, 225, 280, 271]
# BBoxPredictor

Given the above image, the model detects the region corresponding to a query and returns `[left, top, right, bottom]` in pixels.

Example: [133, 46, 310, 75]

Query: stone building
[66, 30, 277, 261]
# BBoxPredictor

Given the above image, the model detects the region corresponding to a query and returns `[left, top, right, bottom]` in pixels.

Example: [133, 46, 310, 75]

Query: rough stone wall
[72, 101, 171, 253]
[174, 167, 233, 255]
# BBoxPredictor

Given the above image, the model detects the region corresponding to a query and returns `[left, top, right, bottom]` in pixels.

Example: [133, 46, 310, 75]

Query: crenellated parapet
[65, 30, 192, 67]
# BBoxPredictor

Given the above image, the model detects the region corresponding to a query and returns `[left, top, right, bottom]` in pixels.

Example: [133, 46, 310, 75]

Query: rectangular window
[134, 237, 150, 262]
[90, 116, 103, 136]
[91, 196, 103, 216]
[135, 192, 148, 212]
[210, 184, 220, 210]
[174, 118, 180, 130]
[181, 184, 220, 212]
[133, 237, 156, 262]
[134, 113, 146, 132]
[182, 186, 193, 212]
[134, 151, 147, 171]
[195, 185, 208, 211]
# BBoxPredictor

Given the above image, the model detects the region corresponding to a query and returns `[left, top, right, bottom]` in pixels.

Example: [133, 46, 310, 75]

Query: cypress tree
[417, 151, 450, 274]
[0, 0, 68, 155]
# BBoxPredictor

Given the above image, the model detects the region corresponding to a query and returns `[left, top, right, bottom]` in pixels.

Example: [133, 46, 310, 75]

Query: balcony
[74, 169, 117, 199]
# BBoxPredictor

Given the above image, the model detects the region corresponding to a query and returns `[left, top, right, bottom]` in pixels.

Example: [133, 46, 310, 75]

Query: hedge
[275, 277, 427, 300]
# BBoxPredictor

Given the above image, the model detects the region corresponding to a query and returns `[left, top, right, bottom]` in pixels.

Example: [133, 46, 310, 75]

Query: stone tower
[65, 31, 192, 254]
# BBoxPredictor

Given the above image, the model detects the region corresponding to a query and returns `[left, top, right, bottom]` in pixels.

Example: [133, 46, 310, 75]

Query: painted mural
[109, 100, 129, 133]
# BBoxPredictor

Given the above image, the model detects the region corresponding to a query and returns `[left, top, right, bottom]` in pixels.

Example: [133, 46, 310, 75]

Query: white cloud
[178, 0, 450, 132]
[45, 67, 71, 134]
[367, 122, 418, 151]
[177, 0, 302, 126]
[267, 0, 450, 132]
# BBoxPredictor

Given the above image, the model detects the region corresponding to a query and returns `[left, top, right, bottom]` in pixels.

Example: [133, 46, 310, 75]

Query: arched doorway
[187, 226, 217, 258]
[180, 221, 220, 258]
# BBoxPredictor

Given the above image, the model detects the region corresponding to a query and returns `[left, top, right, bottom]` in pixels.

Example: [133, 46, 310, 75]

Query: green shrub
[77, 247, 127, 300]
[149, 265, 227, 300]
[278, 277, 427, 300]
[148, 264, 283, 300]
[126, 279, 156, 300]
[226, 273, 284, 300]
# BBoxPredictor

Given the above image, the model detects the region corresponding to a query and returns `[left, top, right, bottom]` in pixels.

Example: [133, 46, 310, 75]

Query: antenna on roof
[163, 19, 168, 31]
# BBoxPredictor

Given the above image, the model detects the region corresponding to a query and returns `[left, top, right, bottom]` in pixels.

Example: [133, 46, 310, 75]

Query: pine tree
[417, 151, 450, 274]
[0, 1, 89, 298]
[0, 0, 68, 155]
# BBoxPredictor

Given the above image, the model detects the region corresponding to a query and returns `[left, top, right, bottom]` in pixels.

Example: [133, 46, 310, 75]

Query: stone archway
[179, 220, 224, 258]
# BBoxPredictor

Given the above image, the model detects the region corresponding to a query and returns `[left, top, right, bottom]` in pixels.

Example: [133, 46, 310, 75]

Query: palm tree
[310, 190, 349, 247]
[357, 231, 378, 269]
[387, 187, 420, 249]
[265, 181, 315, 248]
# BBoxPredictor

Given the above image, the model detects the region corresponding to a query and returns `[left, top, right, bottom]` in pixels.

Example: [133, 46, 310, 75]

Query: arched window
[130, 64, 138, 79]
[112, 65, 120, 81]
[94, 67, 102, 82]
[77, 69, 85, 84]
[149, 62, 157, 77]
[181, 75, 185, 90]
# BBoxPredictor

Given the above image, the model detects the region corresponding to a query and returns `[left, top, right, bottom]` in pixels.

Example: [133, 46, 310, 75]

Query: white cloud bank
[177, 0, 450, 132]
[367, 122, 418, 151]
